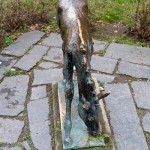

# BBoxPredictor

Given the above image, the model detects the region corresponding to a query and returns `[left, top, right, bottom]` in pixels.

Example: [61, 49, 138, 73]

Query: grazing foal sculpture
[57, 0, 110, 144]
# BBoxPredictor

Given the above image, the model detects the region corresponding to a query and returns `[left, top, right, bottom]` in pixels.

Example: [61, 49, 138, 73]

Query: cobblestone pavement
[0, 31, 150, 150]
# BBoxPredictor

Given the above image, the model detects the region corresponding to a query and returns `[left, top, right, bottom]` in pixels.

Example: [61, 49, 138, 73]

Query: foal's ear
[97, 90, 111, 101]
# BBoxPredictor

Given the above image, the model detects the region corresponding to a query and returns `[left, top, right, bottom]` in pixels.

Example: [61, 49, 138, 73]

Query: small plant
[4, 69, 27, 76]
[99, 82, 105, 88]
[132, 0, 150, 40]
[4, 33, 14, 47]
[15, 142, 22, 147]
[108, 35, 145, 46]
[145, 133, 150, 148]
[22, 134, 31, 141]
[4, 70, 16, 76]
[4, 32, 20, 47]
[99, 50, 105, 56]
[129, 77, 138, 82]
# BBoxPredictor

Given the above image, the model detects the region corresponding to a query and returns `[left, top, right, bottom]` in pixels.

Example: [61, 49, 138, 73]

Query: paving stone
[32, 69, 63, 85]
[118, 61, 150, 80]
[0, 118, 24, 144]
[28, 98, 52, 150]
[22, 141, 31, 150]
[43, 47, 63, 63]
[0, 56, 17, 80]
[142, 113, 150, 133]
[58, 81, 104, 149]
[0, 75, 29, 116]
[2, 31, 45, 57]
[31, 86, 47, 100]
[93, 40, 108, 53]
[105, 43, 150, 65]
[0, 147, 22, 150]
[91, 55, 117, 74]
[92, 73, 115, 83]
[42, 33, 62, 47]
[14, 45, 48, 71]
[104, 83, 148, 150]
[38, 61, 59, 69]
[131, 82, 150, 109]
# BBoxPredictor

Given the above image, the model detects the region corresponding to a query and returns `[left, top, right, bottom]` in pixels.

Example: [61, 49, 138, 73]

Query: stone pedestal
[58, 80, 105, 150]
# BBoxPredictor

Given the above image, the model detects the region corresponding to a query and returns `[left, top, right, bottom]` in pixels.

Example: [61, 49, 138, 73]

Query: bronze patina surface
[57, 0, 110, 146]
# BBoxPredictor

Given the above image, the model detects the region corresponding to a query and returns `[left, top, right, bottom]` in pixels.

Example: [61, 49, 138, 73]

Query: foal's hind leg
[63, 52, 74, 144]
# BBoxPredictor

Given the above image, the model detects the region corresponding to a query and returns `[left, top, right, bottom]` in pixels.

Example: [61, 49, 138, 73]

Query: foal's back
[57, 0, 93, 53]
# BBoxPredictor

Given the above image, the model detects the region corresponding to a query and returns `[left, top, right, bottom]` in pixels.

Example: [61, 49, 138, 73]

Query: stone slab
[0, 147, 22, 150]
[118, 61, 150, 79]
[42, 33, 62, 47]
[92, 73, 115, 83]
[22, 141, 31, 150]
[28, 98, 52, 150]
[105, 43, 150, 65]
[104, 83, 148, 150]
[0, 118, 24, 144]
[14, 45, 48, 71]
[39, 61, 59, 69]
[43, 47, 63, 64]
[58, 81, 104, 150]
[142, 113, 150, 133]
[31, 86, 47, 100]
[131, 82, 150, 109]
[91, 55, 117, 74]
[0, 75, 29, 116]
[0, 56, 17, 80]
[93, 40, 108, 53]
[32, 69, 63, 85]
[2, 31, 45, 57]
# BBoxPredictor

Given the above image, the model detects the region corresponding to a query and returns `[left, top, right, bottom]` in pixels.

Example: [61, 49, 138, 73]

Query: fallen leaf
[95, 20, 105, 26]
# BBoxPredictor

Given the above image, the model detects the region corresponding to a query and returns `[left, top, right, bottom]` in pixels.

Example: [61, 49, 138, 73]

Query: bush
[132, 0, 150, 40]
[0, 0, 57, 31]
[0, 0, 57, 49]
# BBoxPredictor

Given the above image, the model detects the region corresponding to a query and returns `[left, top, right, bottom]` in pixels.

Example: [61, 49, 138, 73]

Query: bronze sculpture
[57, 0, 110, 144]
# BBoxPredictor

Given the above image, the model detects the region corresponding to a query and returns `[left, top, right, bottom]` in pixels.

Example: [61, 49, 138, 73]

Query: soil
[92, 22, 127, 40]
[91, 22, 150, 47]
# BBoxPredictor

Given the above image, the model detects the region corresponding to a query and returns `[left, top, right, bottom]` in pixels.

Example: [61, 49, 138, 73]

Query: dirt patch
[112, 75, 129, 84]
[92, 22, 127, 40]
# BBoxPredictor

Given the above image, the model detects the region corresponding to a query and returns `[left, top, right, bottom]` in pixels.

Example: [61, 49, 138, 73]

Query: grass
[107, 35, 146, 46]
[4, 32, 20, 47]
[81, 133, 114, 150]
[128, 77, 138, 82]
[4, 70, 27, 77]
[0, 0, 149, 49]
[88, 0, 135, 26]
[99, 50, 105, 56]
[145, 133, 150, 149]
[99, 82, 105, 88]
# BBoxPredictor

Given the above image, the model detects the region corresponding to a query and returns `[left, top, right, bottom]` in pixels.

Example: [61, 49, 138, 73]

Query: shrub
[0, 0, 57, 32]
[133, 0, 150, 40]
[0, 0, 57, 49]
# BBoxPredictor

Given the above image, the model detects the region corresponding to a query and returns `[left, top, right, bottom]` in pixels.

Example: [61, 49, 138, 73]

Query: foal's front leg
[63, 52, 74, 144]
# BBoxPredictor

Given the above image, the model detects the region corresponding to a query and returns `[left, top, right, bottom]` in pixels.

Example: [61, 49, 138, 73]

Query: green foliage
[129, 77, 138, 82]
[4, 32, 20, 47]
[4, 33, 13, 47]
[99, 50, 105, 56]
[4, 70, 27, 77]
[106, 35, 146, 46]
[99, 82, 105, 88]
[0, 0, 149, 49]
[145, 133, 150, 149]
